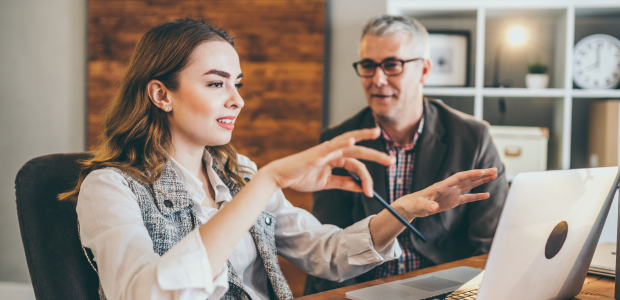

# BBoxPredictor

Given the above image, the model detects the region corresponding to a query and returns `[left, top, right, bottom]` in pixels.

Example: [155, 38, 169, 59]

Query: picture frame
[426, 30, 471, 87]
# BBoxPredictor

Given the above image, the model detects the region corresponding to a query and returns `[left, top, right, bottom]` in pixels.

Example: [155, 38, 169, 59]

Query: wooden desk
[297, 255, 615, 300]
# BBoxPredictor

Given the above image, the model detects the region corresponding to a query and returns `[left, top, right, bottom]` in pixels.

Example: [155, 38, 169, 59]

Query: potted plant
[526, 62, 549, 89]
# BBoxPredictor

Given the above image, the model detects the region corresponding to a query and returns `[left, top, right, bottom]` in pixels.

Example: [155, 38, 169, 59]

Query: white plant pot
[525, 74, 549, 89]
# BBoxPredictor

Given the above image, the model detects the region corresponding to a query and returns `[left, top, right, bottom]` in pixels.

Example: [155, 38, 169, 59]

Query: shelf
[483, 88, 565, 98]
[485, 8, 566, 18]
[573, 7, 620, 90]
[387, 2, 478, 14]
[423, 87, 476, 96]
[575, 7, 620, 17]
[413, 12, 478, 88]
[400, 9, 477, 19]
[387, 0, 620, 170]
[432, 96, 475, 116]
[484, 9, 567, 89]
[483, 97, 563, 170]
[424, 88, 620, 98]
[572, 89, 620, 98]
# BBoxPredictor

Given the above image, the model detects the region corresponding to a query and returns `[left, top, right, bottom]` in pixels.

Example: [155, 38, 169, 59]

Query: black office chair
[15, 153, 100, 300]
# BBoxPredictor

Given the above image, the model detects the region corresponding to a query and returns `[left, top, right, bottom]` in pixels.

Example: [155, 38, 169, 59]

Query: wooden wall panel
[87, 0, 325, 296]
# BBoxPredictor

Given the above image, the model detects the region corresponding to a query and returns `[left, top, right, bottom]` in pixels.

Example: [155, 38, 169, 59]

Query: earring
[164, 105, 171, 112]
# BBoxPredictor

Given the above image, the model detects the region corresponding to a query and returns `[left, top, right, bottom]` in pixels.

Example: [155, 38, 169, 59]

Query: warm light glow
[507, 27, 526, 45]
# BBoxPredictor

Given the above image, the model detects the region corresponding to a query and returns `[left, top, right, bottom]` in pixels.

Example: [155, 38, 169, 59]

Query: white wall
[0, 0, 86, 283]
[327, 0, 387, 126]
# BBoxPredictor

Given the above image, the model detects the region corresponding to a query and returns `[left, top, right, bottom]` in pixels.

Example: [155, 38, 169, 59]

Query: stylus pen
[347, 171, 427, 242]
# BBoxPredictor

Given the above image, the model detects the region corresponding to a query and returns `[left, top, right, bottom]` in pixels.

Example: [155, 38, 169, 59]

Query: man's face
[359, 33, 431, 124]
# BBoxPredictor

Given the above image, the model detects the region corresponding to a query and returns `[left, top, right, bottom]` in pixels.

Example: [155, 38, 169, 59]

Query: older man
[304, 15, 508, 294]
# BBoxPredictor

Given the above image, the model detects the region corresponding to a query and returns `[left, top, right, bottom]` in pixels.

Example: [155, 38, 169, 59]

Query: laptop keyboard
[421, 286, 479, 300]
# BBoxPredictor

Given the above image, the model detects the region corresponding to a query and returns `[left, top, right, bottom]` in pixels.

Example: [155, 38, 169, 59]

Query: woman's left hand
[394, 168, 499, 219]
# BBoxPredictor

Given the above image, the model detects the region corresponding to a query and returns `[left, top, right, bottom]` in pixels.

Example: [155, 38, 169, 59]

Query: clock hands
[584, 43, 604, 72]
[596, 42, 602, 68]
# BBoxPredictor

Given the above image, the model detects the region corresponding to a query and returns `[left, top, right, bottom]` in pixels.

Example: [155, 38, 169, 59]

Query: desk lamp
[493, 27, 526, 88]
[493, 27, 526, 125]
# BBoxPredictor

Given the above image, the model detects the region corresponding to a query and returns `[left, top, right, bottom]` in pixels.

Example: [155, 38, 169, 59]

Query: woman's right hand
[258, 127, 395, 197]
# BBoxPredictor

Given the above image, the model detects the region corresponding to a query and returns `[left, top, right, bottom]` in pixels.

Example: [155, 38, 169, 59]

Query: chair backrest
[15, 153, 99, 300]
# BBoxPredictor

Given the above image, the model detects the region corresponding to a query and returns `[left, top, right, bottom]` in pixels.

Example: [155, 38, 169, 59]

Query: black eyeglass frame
[352, 58, 424, 77]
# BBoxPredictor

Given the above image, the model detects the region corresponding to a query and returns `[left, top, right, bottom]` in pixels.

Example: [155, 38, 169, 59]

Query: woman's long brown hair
[59, 19, 250, 202]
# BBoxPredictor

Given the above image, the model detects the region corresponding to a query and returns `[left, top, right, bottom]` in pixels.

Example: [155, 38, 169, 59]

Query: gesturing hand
[260, 127, 395, 197]
[394, 168, 499, 219]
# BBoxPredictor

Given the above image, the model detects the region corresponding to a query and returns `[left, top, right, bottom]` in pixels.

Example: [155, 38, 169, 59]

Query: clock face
[573, 34, 620, 89]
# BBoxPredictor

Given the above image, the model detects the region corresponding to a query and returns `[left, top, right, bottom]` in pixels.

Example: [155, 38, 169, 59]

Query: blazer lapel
[411, 99, 448, 193]
[356, 112, 390, 214]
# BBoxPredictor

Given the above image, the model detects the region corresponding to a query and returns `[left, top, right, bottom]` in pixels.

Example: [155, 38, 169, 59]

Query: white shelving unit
[388, 0, 620, 170]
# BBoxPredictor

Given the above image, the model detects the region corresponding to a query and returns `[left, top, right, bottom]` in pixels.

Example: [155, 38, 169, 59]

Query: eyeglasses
[352, 58, 423, 77]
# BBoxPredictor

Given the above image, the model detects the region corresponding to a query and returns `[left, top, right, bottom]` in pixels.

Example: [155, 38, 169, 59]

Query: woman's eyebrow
[204, 69, 230, 78]
[203, 69, 244, 80]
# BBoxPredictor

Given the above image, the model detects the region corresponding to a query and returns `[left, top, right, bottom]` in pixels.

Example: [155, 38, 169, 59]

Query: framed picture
[426, 31, 470, 87]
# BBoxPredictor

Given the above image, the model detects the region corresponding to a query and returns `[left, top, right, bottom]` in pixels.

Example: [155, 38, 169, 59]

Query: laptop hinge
[615, 183, 620, 300]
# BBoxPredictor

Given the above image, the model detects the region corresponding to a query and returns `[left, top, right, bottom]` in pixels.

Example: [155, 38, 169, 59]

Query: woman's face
[166, 40, 244, 149]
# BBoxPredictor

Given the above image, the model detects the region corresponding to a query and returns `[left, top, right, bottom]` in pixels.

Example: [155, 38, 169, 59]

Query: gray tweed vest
[90, 151, 293, 300]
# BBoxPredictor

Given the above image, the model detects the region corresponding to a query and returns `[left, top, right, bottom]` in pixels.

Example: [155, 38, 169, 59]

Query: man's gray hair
[362, 15, 430, 58]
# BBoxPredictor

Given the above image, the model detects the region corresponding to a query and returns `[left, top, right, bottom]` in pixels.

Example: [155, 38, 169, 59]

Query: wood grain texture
[296, 254, 617, 300]
[87, 0, 325, 296]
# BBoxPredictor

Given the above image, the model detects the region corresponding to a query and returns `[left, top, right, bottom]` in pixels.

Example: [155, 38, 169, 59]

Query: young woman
[60, 19, 497, 300]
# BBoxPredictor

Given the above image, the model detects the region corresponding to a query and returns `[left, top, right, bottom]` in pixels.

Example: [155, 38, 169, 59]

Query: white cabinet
[388, 0, 620, 170]
[490, 126, 549, 181]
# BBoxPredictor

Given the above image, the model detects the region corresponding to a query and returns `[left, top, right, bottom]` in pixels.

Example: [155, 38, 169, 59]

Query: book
[588, 100, 620, 167]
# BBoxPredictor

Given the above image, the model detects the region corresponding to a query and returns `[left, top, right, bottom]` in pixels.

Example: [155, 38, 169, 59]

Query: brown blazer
[304, 98, 508, 294]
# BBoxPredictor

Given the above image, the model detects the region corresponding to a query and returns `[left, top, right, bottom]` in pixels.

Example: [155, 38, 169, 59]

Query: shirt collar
[167, 149, 233, 206]
[380, 115, 425, 150]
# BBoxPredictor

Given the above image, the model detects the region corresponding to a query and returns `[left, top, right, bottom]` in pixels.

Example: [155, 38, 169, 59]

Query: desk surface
[297, 255, 615, 300]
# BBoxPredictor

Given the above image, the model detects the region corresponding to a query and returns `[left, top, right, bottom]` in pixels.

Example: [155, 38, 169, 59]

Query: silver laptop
[589, 242, 616, 277]
[346, 167, 620, 300]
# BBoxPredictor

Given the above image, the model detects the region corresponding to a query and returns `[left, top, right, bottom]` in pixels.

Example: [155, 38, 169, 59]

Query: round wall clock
[573, 34, 620, 89]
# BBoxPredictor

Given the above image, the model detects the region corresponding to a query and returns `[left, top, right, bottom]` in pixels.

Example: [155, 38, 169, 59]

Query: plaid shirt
[373, 116, 434, 279]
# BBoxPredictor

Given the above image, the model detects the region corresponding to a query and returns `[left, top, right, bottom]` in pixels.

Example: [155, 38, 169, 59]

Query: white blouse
[76, 150, 402, 300]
